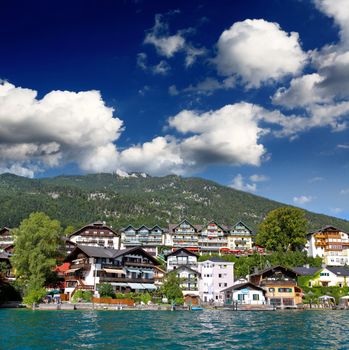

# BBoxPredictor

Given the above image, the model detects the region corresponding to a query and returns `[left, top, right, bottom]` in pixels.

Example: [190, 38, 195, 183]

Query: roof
[165, 247, 199, 259]
[221, 282, 266, 293]
[326, 266, 349, 277]
[65, 245, 159, 265]
[249, 265, 299, 277]
[0, 227, 11, 236]
[121, 224, 166, 232]
[308, 225, 348, 235]
[292, 267, 321, 276]
[68, 221, 119, 239]
[168, 219, 201, 233]
[202, 256, 231, 263]
[171, 265, 201, 277]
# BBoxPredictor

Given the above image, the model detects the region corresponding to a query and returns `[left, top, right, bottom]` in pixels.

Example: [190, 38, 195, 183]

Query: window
[278, 288, 292, 293]
[269, 288, 275, 292]
[219, 283, 222, 287]
[224, 283, 227, 287]
[218, 274, 222, 278]
[253, 294, 259, 301]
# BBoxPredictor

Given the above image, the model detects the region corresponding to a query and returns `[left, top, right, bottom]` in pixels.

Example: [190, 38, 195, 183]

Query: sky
[0, 0, 348, 220]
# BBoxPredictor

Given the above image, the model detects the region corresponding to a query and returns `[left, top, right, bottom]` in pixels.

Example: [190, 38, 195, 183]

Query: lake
[1, 309, 349, 349]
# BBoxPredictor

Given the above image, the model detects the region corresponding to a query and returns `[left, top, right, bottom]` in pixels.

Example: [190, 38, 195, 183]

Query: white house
[308, 266, 349, 288]
[172, 265, 201, 297]
[165, 248, 198, 272]
[221, 282, 266, 305]
[198, 257, 234, 305]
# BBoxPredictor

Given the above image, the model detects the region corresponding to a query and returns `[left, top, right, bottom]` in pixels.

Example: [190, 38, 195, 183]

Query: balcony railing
[169, 261, 197, 265]
[99, 277, 155, 283]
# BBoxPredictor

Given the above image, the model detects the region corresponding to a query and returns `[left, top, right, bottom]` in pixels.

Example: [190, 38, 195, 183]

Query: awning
[65, 267, 81, 274]
[141, 270, 154, 276]
[127, 268, 142, 274]
[110, 282, 128, 287]
[103, 268, 126, 274]
[128, 283, 144, 289]
[141, 283, 157, 290]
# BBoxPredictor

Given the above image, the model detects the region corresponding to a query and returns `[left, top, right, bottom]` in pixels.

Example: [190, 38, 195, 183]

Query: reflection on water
[1, 309, 349, 349]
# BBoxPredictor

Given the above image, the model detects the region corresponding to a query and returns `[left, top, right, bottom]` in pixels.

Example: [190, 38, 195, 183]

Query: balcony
[124, 261, 155, 268]
[260, 280, 296, 286]
[169, 261, 197, 266]
[199, 239, 228, 243]
[99, 277, 155, 283]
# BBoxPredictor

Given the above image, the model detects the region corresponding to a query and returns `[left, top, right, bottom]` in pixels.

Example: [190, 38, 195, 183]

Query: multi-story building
[165, 247, 198, 271]
[120, 225, 166, 256]
[166, 220, 201, 252]
[227, 221, 254, 252]
[198, 221, 228, 254]
[306, 226, 349, 266]
[67, 221, 120, 253]
[249, 265, 302, 308]
[64, 245, 159, 299]
[172, 265, 201, 297]
[0, 227, 14, 251]
[198, 257, 234, 304]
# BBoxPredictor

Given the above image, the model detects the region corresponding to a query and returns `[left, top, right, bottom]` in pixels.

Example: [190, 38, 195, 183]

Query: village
[1, 218, 349, 310]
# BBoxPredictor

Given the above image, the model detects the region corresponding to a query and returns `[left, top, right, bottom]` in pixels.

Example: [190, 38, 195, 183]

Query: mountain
[0, 172, 348, 232]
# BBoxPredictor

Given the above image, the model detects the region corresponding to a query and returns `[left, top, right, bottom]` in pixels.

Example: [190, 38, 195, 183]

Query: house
[172, 265, 201, 297]
[221, 282, 266, 305]
[166, 220, 201, 252]
[305, 225, 349, 266]
[227, 221, 254, 252]
[63, 245, 159, 299]
[120, 225, 166, 256]
[249, 265, 302, 307]
[0, 251, 14, 281]
[165, 247, 198, 272]
[198, 257, 234, 304]
[153, 266, 166, 288]
[0, 227, 14, 251]
[67, 221, 120, 253]
[198, 221, 229, 254]
[297, 266, 349, 288]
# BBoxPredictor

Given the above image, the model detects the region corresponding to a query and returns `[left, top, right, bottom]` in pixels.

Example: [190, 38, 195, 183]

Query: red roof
[55, 262, 70, 273]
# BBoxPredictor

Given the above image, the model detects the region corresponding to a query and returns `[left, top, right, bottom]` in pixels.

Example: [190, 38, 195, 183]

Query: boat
[191, 306, 204, 311]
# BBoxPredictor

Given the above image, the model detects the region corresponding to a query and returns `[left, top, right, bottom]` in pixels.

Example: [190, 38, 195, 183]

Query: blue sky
[0, 0, 348, 220]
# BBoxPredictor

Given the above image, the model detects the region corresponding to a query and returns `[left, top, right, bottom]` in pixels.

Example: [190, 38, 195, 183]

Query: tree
[11, 212, 63, 296]
[98, 283, 115, 298]
[160, 272, 183, 304]
[256, 207, 308, 252]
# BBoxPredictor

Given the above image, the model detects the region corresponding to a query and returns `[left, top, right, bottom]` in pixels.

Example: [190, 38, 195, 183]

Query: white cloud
[331, 207, 343, 214]
[249, 174, 269, 182]
[0, 81, 122, 176]
[229, 174, 257, 192]
[293, 195, 313, 205]
[144, 14, 205, 67]
[340, 188, 349, 195]
[153, 60, 170, 75]
[337, 144, 349, 149]
[215, 19, 307, 88]
[168, 103, 267, 167]
[137, 52, 148, 70]
[308, 176, 324, 183]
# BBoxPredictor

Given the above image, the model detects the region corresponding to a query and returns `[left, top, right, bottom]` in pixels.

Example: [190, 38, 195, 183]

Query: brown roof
[68, 221, 119, 239]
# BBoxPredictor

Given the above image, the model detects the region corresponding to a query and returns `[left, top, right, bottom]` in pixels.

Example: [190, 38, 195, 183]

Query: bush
[23, 288, 47, 306]
[72, 290, 93, 303]
[98, 283, 115, 298]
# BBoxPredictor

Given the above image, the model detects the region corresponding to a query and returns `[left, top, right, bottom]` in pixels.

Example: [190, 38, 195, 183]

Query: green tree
[256, 207, 308, 252]
[98, 283, 115, 298]
[11, 212, 63, 297]
[160, 273, 183, 304]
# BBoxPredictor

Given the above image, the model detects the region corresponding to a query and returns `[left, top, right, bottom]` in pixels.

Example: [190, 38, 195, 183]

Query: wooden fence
[92, 297, 135, 306]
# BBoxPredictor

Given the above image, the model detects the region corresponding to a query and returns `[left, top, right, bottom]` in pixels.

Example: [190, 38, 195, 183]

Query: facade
[166, 220, 201, 251]
[0, 227, 14, 251]
[227, 221, 254, 252]
[120, 225, 165, 256]
[198, 222, 228, 254]
[172, 265, 201, 296]
[306, 226, 349, 266]
[153, 266, 166, 288]
[165, 248, 198, 271]
[249, 266, 302, 308]
[221, 282, 266, 305]
[64, 245, 159, 298]
[198, 257, 234, 304]
[67, 221, 120, 252]
[299, 266, 349, 288]
[0, 251, 14, 280]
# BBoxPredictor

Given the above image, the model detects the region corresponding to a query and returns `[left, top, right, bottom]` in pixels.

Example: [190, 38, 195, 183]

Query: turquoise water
[1, 309, 349, 349]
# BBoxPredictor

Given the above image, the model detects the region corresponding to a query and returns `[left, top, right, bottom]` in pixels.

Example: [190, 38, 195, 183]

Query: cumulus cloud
[153, 60, 171, 75]
[215, 19, 307, 88]
[249, 174, 269, 182]
[0, 81, 122, 176]
[230, 174, 257, 192]
[144, 14, 205, 67]
[293, 195, 313, 205]
[169, 103, 267, 167]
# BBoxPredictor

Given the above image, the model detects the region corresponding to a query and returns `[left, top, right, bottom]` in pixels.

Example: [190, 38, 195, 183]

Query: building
[227, 221, 254, 252]
[172, 265, 201, 297]
[306, 226, 349, 266]
[0, 251, 14, 280]
[67, 221, 120, 253]
[295, 266, 349, 288]
[120, 225, 166, 256]
[166, 220, 201, 252]
[249, 265, 302, 308]
[63, 245, 159, 299]
[153, 266, 166, 289]
[198, 257, 234, 304]
[221, 282, 266, 305]
[165, 247, 198, 272]
[198, 221, 228, 254]
[0, 227, 14, 251]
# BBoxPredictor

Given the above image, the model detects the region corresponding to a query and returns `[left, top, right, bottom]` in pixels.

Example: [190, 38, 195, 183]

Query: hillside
[0, 172, 348, 232]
